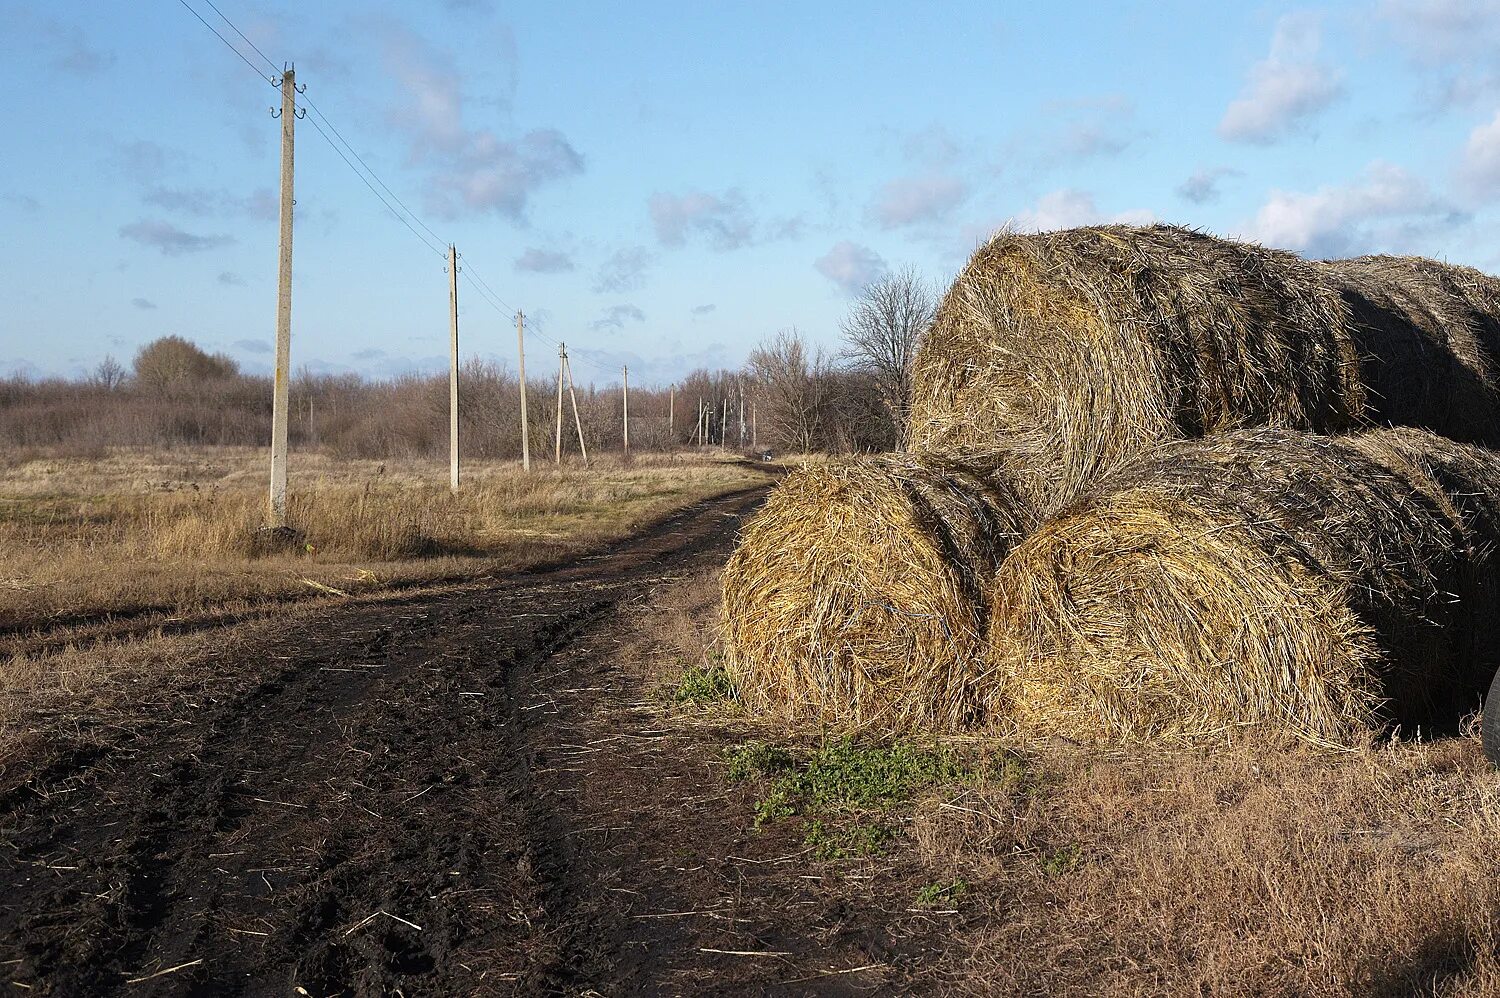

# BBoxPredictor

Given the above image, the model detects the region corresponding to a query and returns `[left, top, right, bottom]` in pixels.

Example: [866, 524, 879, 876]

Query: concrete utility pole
[721, 397, 729, 449]
[669, 387, 674, 439]
[622, 365, 629, 454]
[555, 342, 565, 464]
[267, 67, 296, 528]
[739, 388, 745, 448]
[516, 310, 531, 471]
[448, 244, 460, 491]
[752, 400, 758, 450]
[563, 348, 589, 467]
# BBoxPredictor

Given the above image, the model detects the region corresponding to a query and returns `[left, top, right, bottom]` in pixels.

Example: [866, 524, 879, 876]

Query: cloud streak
[815, 241, 887, 295]
[649, 189, 755, 250]
[381, 24, 583, 221]
[1246, 162, 1466, 257]
[1219, 13, 1341, 144]
[119, 219, 235, 256]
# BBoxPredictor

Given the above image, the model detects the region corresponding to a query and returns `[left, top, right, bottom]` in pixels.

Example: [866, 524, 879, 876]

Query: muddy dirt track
[0, 486, 933, 996]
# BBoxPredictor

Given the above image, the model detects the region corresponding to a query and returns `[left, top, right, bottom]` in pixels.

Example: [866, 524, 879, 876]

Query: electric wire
[175, 0, 633, 381]
[303, 114, 447, 259]
[200, 0, 280, 75]
[176, 0, 277, 86]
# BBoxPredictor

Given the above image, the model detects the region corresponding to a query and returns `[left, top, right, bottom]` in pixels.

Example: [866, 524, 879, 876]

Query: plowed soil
[0, 486, 919, 996]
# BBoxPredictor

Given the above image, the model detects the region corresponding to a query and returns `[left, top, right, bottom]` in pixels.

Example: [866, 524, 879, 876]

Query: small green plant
[1042, 843, 1083, 877]
[669, 664, 737, 705]
[914, 878, 970, 908]
[765, 739, 989, 814]
[726, 741, 796, 782]
[730, 739, 1022, 850]
[804, 819, 895, 860]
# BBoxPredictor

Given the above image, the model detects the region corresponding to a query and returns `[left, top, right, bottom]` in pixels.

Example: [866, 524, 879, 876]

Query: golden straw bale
[986, 427, 1500, 743]
[908, 225, 1361, 511]
[910, 225, 1500, 515]
[721, 454, 1034, 731]
[1320, 255, 1500, 444]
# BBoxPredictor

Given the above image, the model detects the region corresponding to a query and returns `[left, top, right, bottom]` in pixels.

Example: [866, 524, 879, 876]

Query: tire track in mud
[0, 486, 776, 996]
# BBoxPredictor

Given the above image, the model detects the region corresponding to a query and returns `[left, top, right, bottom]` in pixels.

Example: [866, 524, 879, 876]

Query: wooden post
[564, 351, 589, 467]
[555, 342, 565, 464]
[622, 365, 629, 454]
[516, 310, 531, 471]
[267, 67, 296, 528]
[448, 244, 460, 491]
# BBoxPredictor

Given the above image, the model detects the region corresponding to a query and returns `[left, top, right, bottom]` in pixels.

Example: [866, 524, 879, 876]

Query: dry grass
[987, 427, 1500, 743]
[0, 446, 767, 629]
[719, 454, 1033, 731]
[909, 735, 1500, 997]
[642, 568, 1500, 997]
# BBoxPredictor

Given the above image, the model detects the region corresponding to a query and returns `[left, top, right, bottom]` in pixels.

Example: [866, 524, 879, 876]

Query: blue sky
[4, 1, 1500, 386]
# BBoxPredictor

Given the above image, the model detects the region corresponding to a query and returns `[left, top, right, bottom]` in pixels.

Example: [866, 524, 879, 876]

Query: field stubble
[640, 566, 1500, 996]
[0, 445, 764, 631]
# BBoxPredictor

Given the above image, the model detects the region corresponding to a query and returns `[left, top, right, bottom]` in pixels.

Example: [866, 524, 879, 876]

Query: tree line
[1, 270, 935, 459]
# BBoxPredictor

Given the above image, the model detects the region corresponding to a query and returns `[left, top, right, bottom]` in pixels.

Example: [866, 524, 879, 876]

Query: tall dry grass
[0, 447, 767, 628]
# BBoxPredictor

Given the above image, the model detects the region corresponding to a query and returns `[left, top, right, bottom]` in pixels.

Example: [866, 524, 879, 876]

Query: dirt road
[0, 486, 910, 996]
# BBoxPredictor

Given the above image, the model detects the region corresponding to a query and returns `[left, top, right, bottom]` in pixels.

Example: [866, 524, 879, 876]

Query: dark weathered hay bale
[986, 427, 1500, 743]
[910, 225, 1500, 514]
[720, 454, 1034, 730]
[908, 225, 1362, 511]
[1319, 255, 1500, 444]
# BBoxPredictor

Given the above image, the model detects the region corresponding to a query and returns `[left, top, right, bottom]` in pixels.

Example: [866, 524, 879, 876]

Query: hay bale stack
[908, 225, 1362, 511]
[986, 427, 1500, 743]
[721, 454, 1034, 730]
[910, 225, 1500, 514]
[1319, 255, 1500, 444]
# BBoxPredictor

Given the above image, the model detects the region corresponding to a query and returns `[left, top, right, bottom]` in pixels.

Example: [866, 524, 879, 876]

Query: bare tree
[91, 355, 127, 390]
[838, 266, 934, 446]
[747, 328, 831, 453]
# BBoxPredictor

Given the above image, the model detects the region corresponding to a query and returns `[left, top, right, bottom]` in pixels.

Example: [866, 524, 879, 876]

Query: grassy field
[0, 446, 767, 630]
[636, 567, 1500, 998]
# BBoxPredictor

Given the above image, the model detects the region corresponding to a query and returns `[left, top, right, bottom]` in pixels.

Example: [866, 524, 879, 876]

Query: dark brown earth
[0, 486, 934, 996]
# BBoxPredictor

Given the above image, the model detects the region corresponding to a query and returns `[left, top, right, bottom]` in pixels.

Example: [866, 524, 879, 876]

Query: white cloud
[592, 304, 646, 331]
[1245, 162, 1465, 257]
[1219, 13, 1342, 144]
[1380, 0, 1500, 62]
[814, 241, 888, 294]
[514, 247, 574, 273]
[593, 246, 653, 293]
[1007, 190, 1154, 233]
[119, 219, 235, 256]
[1177, 166, 1241, 204]
[381, 25, 582, 220]
[868, 174, 969, 229]
[649, 190, 755, 250]
[1459, 109, 1500, 196]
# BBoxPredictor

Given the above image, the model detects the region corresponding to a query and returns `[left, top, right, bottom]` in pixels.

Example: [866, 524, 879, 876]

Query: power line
[300, 95, 449, 251]
[174, 0, 610, 374]
[199, 0, 280, 76]
[176, 0, 277, 86]
[303, 113, 446, 259]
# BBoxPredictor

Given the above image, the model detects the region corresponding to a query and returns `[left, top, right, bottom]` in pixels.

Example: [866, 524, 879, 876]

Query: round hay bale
[1319, 255, 1500, 444]
[908, 225, 1362, 511]
[910, 225, 1500, 514]
[720, 454, 1034, 731]
[986, 427, 1500, 743]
